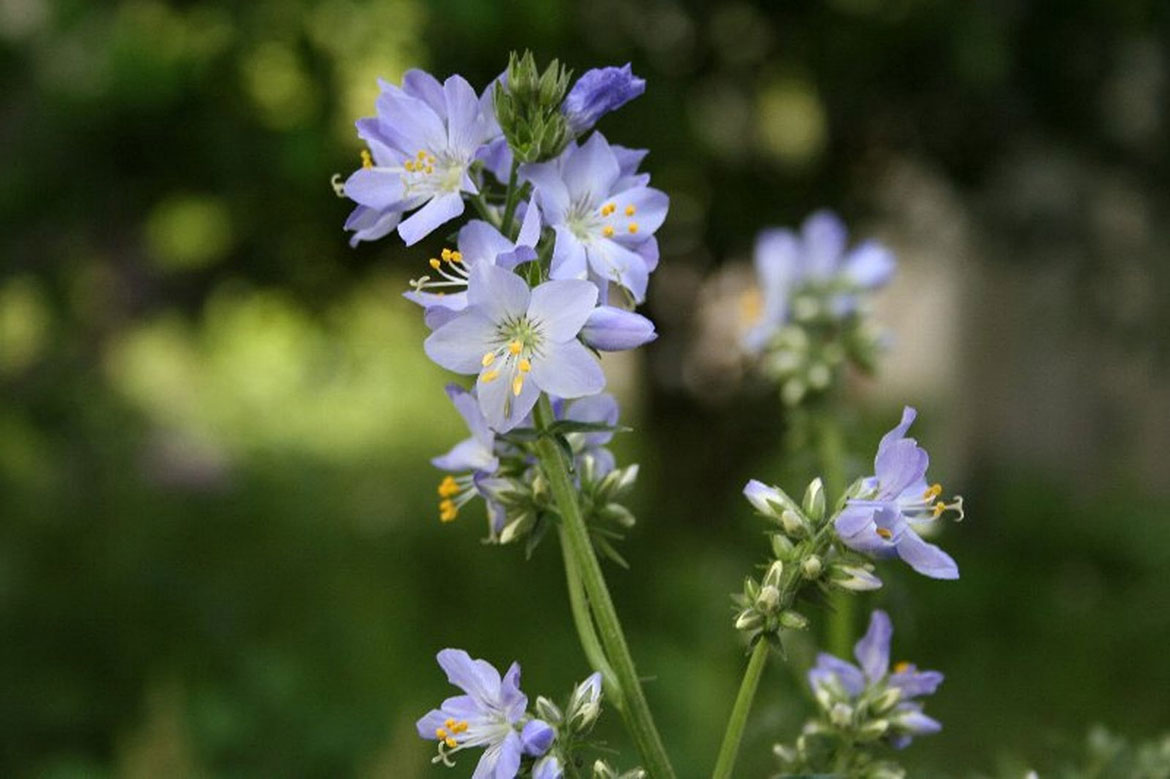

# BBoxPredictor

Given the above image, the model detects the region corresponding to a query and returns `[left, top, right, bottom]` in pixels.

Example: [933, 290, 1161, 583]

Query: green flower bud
[801, 554, 823, 579]
[734, 609, 763, 632]
[770, 532, 795, 559]
[779, 509, 808, 538]
[802, 477, 826, 522]
[858, 718, 890, 741]
[779, 610, 808, 630]
[535, 695, 563, 725]
[762, 559, 784, 589]
[597, 502, 636, 528]
[495, 51, 572, 163]
[756, 584, 781, 614]
[870, 686, 902, 715]
[829, 702, 854, 728]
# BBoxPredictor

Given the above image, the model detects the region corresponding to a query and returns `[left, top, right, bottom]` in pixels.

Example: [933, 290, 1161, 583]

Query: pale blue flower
[344, 70, 500, 246]
[834, 407, 962, 580]
[579, 306, 657, 351]
[808, 610, 943, 750]
[532, 755, 563, 779]
[424, 263, 604, 432]
[417, 649, 553, 778]
[562, 64, 646, 135]
[743, 210, 896, 352]
[521, 133, 668, 302]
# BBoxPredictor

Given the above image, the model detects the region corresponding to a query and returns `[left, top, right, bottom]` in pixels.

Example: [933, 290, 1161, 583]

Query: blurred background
[2, 0, 1169, 776]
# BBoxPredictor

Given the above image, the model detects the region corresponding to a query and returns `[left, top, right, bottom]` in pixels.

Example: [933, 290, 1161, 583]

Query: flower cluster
[737, 406, 962, 642]
[418, 650, 607, 779]
[740, 210, 896, 405]
[771, 611, 943, 778]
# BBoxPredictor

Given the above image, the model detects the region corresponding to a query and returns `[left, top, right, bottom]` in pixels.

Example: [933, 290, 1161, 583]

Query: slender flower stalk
[815, 408, 856, 657]
[534, 396, 676, 779]
[710, 639, 770, 779]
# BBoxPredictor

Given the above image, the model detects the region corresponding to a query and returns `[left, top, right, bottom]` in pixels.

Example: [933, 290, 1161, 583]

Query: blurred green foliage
[2, 0, 1169, 777]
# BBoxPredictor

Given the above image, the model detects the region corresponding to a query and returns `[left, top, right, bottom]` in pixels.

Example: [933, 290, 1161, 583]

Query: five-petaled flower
[834, 407, 963, 579]
[808, 610, 944, 749]
[344, 70, 500, 246]
[521, 133, 668, 302]
[424, 263, 605, 432]
[417, 649, 554, 778]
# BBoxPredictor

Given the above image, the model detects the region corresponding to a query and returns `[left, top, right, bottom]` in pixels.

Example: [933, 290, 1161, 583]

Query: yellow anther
[508, 341, 523, 355]
[444, 736, 458, 748]
[893, 661, 911, 674]
[625, 204, 636, 216]
[441, 248, 452, 261]
[429, 258, 441, 270]
[876, 527, 893, 540]
[512, 375, 525, 396]
[418, 150, 428, 160]
[518, 358, 531, 373]
[445, 718, 456, 729]
[600, 202, 616, 216]
[436, 728, 448, 739]
[482, 352, 496, 367]
[404, 160, 416, 172]
[628, 222, 639, 234]
[452, 720, 468, 733]
[449, 251, 462, 263]
[438, 476, 459, 498]
[933, 502, 946, 518]
[602, 225, 615, 238]
[923, 483, 943, 500]
[425, 165, 434, 174]
[360, 149, 373, 169]
[439, 500, 458, 522]
[482, 369, 500, 383]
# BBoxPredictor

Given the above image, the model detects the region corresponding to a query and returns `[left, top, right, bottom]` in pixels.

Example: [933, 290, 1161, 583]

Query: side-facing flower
[742, 210, 896, 352]
[405, 204, 542, 312]
[562, 64, 646, 135]
[432, 384, 500, 525]
[417, 649, 554, 777]
[521, 133, 668, 302]
[834, 407, 963, 580]
[424, 263, 604, 432]
[580, 306, 657, 352]
[344, 70, 499, 246]
[808, 610, 943, 750]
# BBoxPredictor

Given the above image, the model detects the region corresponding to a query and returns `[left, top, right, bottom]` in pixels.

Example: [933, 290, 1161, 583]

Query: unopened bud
[566, 672, 603, 733]
[871, 687, 902, 715]
[535, 695, 563, 725]
[592, 760, 617, 779]
[858, 718, 890, 741]
[801, 555, 823, 579]
[832, 564, 883, 592]
[779, 610, 808, 630]
[756, 585, 780, 613]
[807, 362, 831, 389]
[781, 378, 807, 406]
[597, 503, 636, 528]
[802, 477, 826, 522]
[734, 609, 763, 632]
[829, 702, 854, 728]
[770, 533, 795, 558]
[779, 509, 808, 538]
[498, 512, 534, 544]
[762, 560, 784, 589]
[772, 743, 797, 764]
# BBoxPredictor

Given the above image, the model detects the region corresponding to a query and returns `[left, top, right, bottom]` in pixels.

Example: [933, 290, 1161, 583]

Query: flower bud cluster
[494, 51, 573, 164]
[762, 316, 885, 407]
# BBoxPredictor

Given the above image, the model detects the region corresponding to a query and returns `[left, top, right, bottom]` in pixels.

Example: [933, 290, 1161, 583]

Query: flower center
[401, 148, 465, 197]
[902, 482, 964, 523]
[481, 318, 542, 399]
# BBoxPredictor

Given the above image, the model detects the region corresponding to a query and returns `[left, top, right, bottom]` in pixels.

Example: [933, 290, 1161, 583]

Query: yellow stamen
[438, 476, 459, 498]
[445, 736, 457, 748]
[418, 150, 428, 160]
[481, 352, 496, 367]
[360, 149, 373, 169]
[449, 251, 462, 263]
[876, 527, 892, 540]
[933, 502, 946, 518]
[429, 258, 441, 270]
[441, 248, 452, 261]
[452, 720, 468, 733]
[628, 222, 639, 234]
[518, 358, 531, 373]
[425, 165, 434, 174]
[600, 202, 616, 216]
[508, 341, 523, 355]
[482, 369, 500, 383]
[512, 375, 524, 396]
[625, 204, 636, 216]
[436, 727, 448, 739]
[602, 225, 615, 238]
[923, 483, 943, 500]
[439, 500, 458, 523]
[893, 661, 911, 674]
[445, 718, 456, 729]
[404, 160, 416, 172]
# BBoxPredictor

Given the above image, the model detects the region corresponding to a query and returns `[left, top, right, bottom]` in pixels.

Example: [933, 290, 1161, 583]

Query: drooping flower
[424, 263, 605, 432]
[808, 610, 943, 750]
[405, 204, 542, 312]
[562, 64, 646, 135]
[742, 210, 896, 353]
[417, 649, 553, 778]
[834, 407, 963, 580]
[344, 70, 500, 246]
[521, 133, 668, 302]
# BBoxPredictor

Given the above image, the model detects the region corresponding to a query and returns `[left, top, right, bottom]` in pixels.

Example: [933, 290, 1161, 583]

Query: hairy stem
[559, 526, 624, 711]
[535, 395, 676, 779]
[711, 639, 770, 779]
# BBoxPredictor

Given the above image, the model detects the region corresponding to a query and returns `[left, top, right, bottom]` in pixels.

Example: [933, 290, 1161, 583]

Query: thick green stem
[559, 526, 623, 710]
[711, 639, 770, 779]
[534, 396, 676, 779]
[815, 411, 855, 658]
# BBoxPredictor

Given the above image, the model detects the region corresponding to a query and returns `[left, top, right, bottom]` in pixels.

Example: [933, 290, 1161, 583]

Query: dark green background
[3, 0, 1169, 776]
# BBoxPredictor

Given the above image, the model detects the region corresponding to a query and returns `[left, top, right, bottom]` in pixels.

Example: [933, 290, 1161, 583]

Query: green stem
[559, 526, 623, 710]
[499, 159, 522, 237]
[470, 193, 501, 228]
[534, 396, 676, 779]
[711, 639, 770, 779]
[815, 411, 854, 658]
